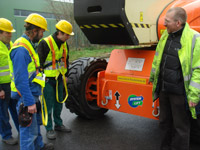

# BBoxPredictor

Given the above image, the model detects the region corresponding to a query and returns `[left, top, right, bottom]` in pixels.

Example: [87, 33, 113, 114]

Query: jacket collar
[22, 34, 36, 49]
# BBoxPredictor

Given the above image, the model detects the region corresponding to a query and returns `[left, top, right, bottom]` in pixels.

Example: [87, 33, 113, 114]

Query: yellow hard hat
[0, 18, 15, 32]
[56, 20, 74, 35]
[24, 13, 48, 31]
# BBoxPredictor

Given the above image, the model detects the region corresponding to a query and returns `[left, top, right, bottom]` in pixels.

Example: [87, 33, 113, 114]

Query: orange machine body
[158, 0, 200, 39]
[97, 0, 200, 120]
[97, 49, 159, 120]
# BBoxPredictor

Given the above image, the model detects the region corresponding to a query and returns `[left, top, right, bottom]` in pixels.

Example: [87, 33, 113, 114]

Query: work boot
[2, 136, 18, 145]
[41, 143, 54, 150]
[54, 125, 72, 133]
[46, 130, 56, 140]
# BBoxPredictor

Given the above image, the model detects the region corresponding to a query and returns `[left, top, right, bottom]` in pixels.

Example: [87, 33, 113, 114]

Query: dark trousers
[0, 83, 19, 140]
[190, 115, 200, 144]
[159, 91, 190, 150]
[44, 78, 63, 131]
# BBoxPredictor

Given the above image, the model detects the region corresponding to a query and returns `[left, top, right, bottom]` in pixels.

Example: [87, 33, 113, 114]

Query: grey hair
[167, 7, 187, 25]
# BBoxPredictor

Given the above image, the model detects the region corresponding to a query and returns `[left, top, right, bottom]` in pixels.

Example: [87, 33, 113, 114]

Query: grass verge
[69, 46, 135, 62]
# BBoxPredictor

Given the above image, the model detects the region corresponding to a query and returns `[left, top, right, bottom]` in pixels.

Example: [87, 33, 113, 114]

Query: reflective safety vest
[0, 41, 12, 84]
[43, 35, 68, 77]
[149, 23, 200, 119]
[8, 37, 45, 93]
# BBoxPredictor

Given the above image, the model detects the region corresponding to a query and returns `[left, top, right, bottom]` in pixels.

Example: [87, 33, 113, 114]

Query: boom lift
[66, 0, 200, 121]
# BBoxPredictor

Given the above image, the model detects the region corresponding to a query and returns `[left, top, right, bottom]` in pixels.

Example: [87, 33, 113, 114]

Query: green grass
[69, 46, 113, 62]
[69, 46, 135, 62]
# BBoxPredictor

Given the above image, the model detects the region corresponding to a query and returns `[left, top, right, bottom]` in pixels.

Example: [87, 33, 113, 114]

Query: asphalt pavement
[0, 107, 200, 150]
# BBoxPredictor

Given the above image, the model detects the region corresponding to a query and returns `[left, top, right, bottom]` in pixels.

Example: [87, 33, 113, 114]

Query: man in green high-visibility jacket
[149, 7, 200, 150]
[0, 18, 19, 145]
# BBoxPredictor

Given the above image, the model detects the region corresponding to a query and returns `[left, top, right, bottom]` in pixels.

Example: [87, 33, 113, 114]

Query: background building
[0, 0, 92, 49]
[0, 0, 61, 41]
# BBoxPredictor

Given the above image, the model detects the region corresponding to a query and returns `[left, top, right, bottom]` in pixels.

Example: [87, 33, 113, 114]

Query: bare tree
[44, 0, 90, 49]
[46, 0, 73, 21]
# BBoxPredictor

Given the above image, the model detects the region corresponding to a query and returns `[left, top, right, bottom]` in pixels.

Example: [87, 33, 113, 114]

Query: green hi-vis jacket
[0, 41, 12, 84]
[149, 23, 200, 119]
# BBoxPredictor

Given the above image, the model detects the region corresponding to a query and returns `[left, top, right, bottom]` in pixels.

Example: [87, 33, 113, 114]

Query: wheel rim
[85, 69, 104, 110]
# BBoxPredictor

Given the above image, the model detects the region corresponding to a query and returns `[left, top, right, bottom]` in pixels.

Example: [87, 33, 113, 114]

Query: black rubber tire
[65, 57, 108, 119]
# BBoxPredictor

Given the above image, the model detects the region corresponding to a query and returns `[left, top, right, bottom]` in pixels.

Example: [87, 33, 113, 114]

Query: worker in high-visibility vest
[9, 13, 54, 150]
[37, 20, 74, 140]
[149, 7, 200, 149]
[0, 18, 19, 145]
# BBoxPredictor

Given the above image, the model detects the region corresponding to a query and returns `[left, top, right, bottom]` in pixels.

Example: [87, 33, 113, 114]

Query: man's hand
[189, 101, 198, 107]
[65, 77, 68, 83]
[0, 90, 5, 99]
[28, 104, 37, 114]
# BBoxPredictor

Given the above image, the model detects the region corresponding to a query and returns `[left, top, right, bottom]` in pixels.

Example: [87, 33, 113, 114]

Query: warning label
[117, 76, 146, 84]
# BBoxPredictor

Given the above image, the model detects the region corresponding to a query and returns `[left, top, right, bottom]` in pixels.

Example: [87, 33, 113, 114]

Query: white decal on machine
[125, 58, 145, 71]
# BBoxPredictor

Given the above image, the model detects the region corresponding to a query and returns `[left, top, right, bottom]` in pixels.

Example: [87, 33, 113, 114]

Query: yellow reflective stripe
[186, 34, 200, 86]
[33, 78, 45, 87]
[45, 66, 59, 70]
[151, 68, 155, 73]
[190, 81, 200, 89]
[192, 66, 200, 70]
[191, 34, 200, 73]
[192, 34, 200, 52]
[10, 72, 14, 80]
[45, 66, 53, 70]
[44, 61, 61, 69]
[0, 65, 9, 70]
[60, 61, 65, 66]
[0, 71, 10, 76]
[35, 76, 43, 80]
[44, 60, 62, 64]
[32, 73, 45, 87]
[28, 71, 35, 78]
[44, 61, 65, 70]
[155, 51, 159, 56]
[184, 75, 190, 82]
[44, 61, 52, 65]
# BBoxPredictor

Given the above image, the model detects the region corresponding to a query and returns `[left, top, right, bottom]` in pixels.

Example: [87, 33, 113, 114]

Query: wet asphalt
[0, 107, 200, 150]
